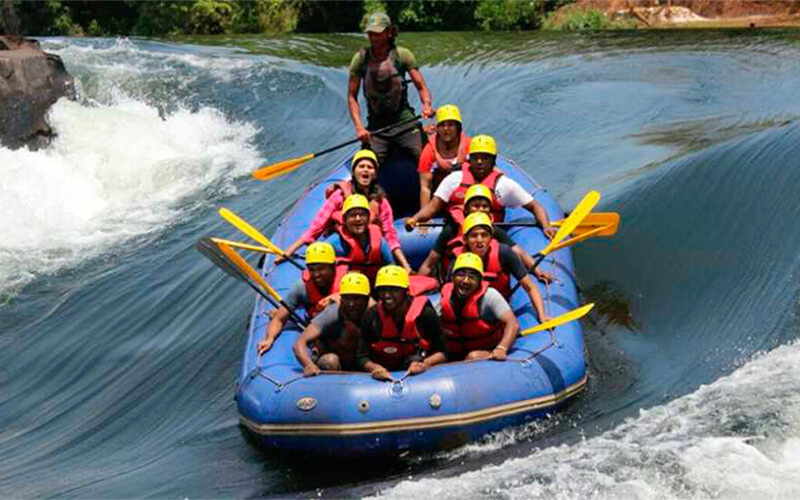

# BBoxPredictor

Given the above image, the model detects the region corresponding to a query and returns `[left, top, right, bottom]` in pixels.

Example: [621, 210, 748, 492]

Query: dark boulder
[0, 35, 76, 150]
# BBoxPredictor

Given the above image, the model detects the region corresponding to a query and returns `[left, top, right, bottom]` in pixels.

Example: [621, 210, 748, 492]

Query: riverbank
[573, 0, 800, 29]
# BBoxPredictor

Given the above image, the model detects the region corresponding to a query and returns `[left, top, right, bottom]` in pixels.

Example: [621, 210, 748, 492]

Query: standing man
[347, 11, 434, 166]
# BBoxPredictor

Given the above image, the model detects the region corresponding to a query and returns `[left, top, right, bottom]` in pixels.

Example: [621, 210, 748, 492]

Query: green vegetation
[541, 5, 637, 30]
[474, 0, 543, 30]
[11, 0, 596, 37]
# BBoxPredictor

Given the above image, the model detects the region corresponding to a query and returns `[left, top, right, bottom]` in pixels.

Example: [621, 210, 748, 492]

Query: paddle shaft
[243, 273, 309, 328]
[313, 114, 422, 158]
[417, 221, 542, 228]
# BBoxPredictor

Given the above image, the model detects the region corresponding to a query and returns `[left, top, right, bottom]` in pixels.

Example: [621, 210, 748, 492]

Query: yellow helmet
[468, 134, 497, 157]
[453, 252, 484, 275]
[464, 184, 494, 206]
[435, 104, 462, 125]
[462, 211, 493, 236]
[351, 149, 379, 170]
[339, 272, 370, 296]
[342, 193, 370, 215]
[375, 265, 409, 289]
[305, 242, 336, 265]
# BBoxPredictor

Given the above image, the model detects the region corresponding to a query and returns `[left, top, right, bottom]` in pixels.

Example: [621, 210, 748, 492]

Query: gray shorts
[367, 122, 424, 165]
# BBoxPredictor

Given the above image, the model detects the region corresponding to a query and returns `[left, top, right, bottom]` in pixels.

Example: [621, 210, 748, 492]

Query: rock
[0, 35, 76, 150]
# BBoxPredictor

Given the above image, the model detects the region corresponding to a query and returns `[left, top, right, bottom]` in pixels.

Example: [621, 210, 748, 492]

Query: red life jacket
[325, 180, 381, 230]
[301, 265, 347, 318]
[370, 296, 431, 371]
[447, 168, 506, 225]
[425, 131, 470, 190]
[408, 275, 439, 296]
[440, 282, 503, 357]
[452, 240, 512, 299]
[439, 225, 465, 283]
[336, 224, 384, 281]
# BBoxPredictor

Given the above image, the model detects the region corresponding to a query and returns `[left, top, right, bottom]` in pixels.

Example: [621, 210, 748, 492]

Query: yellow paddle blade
[540, 190, 601, 257]
[546, 224, 613, 254]
[210, 238, 277, 254]
[218, 207, 283, 255]
[252, 153, 315, 180]
[552, 212, 620, 237]
[217, 242, 282, 302]
[521, 303, 595, 336]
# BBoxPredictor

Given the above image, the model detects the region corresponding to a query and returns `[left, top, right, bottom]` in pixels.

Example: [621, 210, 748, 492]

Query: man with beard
[294, 272, 372, 375]
[347, 12, 433, 165]
[357, 265, 446, 381]
[439, 253, 519, 361]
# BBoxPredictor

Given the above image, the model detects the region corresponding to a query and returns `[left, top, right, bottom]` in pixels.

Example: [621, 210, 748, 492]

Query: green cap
[364, 12, 391, 33]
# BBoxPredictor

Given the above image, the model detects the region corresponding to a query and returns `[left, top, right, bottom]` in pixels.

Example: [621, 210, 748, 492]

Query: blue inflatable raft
[236, 152, 587, 457]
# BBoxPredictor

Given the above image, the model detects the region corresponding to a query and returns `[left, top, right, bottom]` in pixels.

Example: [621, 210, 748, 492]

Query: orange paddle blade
[218, 208, 283, 255]
[252, 153, 315, 180]
[216, 242, 282, 302]
[546, 224, 614, 253]
[552, 212, 620, 237]
[210, 238, 276, 254]
[540, 191, 601, 257]
[521, 303, 595, 336]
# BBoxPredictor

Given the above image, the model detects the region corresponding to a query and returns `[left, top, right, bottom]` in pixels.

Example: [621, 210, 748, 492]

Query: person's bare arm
[522, 200, 556, 239]
[293, 324, 322, 376]
[419, 172, 434, 207]
[283, 238, 305, 258]
[492, 310, 520, 361]
[363, 360, 392, 380]
[408, 68, 433, 118]
[519, 276, 550, 322]
[347, 75, 370, 141]
[392, 248, 412, 273]
[405, 197, 445, 229]
[258, 307, 291, 354]
[417, 250, 441, 277]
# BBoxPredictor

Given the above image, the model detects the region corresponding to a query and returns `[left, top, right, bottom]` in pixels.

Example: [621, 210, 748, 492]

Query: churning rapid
[2, 31, 800, 498]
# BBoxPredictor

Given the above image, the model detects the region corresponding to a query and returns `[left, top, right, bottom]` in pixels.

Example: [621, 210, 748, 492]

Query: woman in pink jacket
[284, 149, 412, 272]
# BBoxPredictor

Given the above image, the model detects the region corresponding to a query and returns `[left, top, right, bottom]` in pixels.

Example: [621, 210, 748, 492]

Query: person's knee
[317, 353, 341, 371]
[466, 350, 491, 361]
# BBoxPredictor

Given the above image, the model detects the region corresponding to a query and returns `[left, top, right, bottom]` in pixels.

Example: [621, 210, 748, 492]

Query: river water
[2, 30, 800, 498]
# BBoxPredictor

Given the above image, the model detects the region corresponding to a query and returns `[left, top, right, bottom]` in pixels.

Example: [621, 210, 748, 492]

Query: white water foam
[0, 97, 261, 301]
[378, 341, 800, 499]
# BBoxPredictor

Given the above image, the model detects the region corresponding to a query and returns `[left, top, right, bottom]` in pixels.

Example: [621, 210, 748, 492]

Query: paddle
[520, 303, 595, 336]
[196, 237, 308, 327]
[416, 212, 619, 237]
[210, 238, 275, 254]
[544, 212, 619, 236]
[218, 207, 304, 271]
[532, 190, 601, 268]
[252, 114, 422, 181]
[544, 224, 612, 254]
